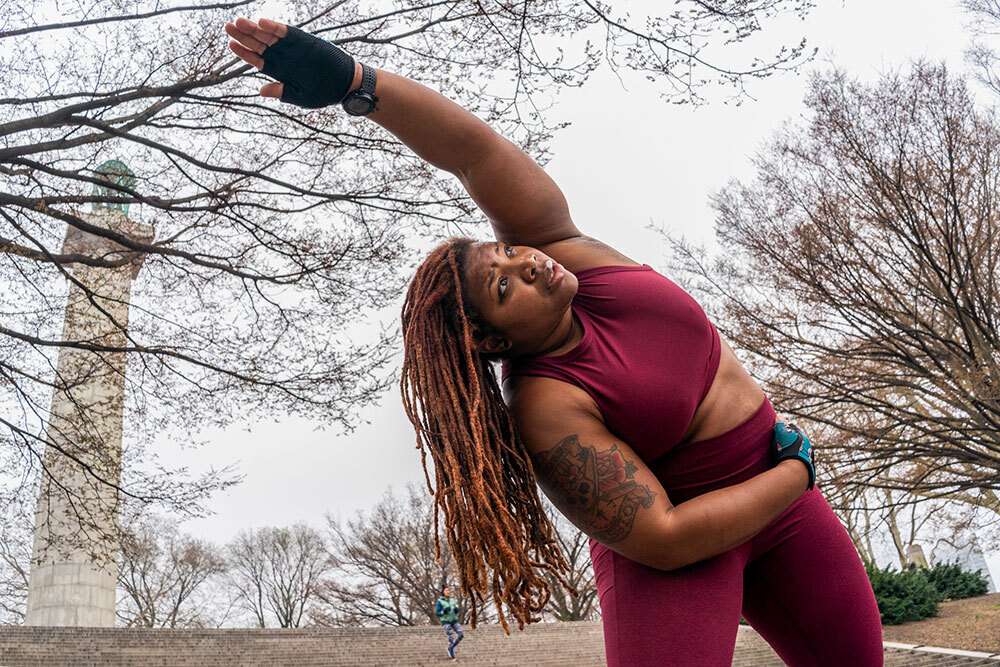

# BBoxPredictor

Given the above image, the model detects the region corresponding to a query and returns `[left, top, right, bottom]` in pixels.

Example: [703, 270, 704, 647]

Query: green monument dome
[92, 159, 137, 215]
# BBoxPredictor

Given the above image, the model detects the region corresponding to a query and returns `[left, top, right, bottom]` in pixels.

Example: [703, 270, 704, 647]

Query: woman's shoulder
[537, 235, 642, 274]
[503, 374, 601, 428]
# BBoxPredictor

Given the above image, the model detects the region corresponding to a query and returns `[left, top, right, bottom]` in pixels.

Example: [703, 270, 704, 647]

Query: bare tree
[540, 500, 599, 622]
[666, 63, 1000, 513]
[116, 513, 227, 627]
[1, 1, 817, 531]
[226, 528, 269, 628]
[824, 482, 879, 569]
[320, 487, 601, 627]
[963, 0, 1000, 96]
[826, 471, 1000, 571]
[878, 488, 946, 569]
[226, 523, 330, 628]
[317, 485, 490, 627]
[925, 499, 1000, 566]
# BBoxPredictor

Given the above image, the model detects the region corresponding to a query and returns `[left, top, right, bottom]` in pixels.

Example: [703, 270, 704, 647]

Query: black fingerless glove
[772, 422, 815, 490]
[261, 26, 355, 109]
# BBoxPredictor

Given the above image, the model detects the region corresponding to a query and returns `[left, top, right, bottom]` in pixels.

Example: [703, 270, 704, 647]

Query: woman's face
[463, 241, 578, 357]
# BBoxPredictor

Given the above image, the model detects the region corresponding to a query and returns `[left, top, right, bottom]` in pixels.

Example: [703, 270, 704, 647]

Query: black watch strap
[359, 63, 376, 96]
[341, 63, 378, 116]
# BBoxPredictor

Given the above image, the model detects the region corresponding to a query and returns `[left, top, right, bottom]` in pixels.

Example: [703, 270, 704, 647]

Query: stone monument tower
[25, 160, 153, 626]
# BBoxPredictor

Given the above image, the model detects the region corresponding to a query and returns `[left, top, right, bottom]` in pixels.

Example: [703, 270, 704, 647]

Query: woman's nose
[520, 254, 538, 281]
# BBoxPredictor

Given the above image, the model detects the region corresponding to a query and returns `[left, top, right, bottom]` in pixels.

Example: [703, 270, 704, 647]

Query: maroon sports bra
[502, 264, 720, 462]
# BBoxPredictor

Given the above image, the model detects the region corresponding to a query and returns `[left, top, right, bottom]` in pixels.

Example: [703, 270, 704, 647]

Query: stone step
[0, 623, 997, 666]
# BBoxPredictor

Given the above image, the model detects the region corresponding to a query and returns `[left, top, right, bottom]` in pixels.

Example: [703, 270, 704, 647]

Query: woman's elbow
[647, 550, 689, 572]
[622, 547, 685, 572]
[625, 518, 691, 572]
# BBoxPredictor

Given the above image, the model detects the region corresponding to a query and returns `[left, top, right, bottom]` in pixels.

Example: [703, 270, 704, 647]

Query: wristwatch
[341, 63, 378, 116]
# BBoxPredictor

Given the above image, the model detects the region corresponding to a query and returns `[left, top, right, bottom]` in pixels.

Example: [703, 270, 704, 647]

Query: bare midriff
[680, 336, 767, 444]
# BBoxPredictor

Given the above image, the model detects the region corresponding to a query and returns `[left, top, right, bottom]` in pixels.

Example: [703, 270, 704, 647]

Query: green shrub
[925, 562, 990, 600]
[866, 565, 941, 625]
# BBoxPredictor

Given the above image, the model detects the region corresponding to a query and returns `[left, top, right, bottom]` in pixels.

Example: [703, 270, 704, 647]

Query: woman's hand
[225, 18, 359, 108]
[773, 422, 815, 490]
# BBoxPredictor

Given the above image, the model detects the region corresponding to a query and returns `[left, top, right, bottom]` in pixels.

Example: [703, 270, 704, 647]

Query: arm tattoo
[535, 435, 656, 544]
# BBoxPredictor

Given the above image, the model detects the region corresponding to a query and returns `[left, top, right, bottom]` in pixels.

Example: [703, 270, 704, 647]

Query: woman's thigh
[592, 541, 749, 667]
[741, 488, 884, 667]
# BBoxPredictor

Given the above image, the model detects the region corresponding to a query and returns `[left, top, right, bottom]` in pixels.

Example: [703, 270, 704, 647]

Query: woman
[225, 18, 884, 666]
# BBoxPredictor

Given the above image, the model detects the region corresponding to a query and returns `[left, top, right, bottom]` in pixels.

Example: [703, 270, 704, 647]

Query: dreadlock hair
[400, 237, 570, 632]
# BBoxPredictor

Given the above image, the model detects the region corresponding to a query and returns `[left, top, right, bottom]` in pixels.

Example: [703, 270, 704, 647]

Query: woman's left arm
[366, 69, 581, 248]
[225, 18, 581, 248]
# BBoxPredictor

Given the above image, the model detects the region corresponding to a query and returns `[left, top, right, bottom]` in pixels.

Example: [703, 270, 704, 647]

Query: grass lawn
[881, 593, 1000, 653]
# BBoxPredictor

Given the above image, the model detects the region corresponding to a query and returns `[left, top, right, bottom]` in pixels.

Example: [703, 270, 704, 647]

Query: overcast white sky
[155, 0, 1000, 581]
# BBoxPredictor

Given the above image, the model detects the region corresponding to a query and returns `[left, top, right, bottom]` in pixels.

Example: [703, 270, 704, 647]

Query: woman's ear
[478, 334, 511, 355]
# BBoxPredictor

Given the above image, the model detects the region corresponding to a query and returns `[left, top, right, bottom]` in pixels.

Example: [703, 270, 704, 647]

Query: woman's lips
[547, 260, 564, 291]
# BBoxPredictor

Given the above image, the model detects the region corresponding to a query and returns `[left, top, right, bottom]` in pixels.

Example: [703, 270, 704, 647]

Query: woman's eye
[505, 245, 514, 257]
[499, 276, 508, 299]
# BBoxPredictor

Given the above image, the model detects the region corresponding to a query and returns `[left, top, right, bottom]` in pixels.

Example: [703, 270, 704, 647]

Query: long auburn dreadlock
[400, 238, 570, 632]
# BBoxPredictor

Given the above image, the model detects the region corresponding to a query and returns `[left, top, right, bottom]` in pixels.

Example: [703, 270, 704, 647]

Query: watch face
[344, 94, 373, 116]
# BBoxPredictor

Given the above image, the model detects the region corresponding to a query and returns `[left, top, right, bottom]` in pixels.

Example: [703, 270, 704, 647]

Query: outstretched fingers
[257, 18, 288, 38]
[225, 17, 286, 58]
[233, 17, 284, 47]
[227, 38, 263, 69]
[224, 17, 287, 98]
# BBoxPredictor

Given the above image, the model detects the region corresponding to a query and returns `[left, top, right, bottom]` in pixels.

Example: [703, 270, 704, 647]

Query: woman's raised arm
[225, 17, 581, 248]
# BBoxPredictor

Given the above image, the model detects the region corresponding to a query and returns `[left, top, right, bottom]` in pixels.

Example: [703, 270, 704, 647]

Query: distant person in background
[436, 587, 464, 660]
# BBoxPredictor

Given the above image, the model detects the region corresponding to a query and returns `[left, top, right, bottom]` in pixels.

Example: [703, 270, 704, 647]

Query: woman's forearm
[352, 66, 497, 176]
[356, 67, 577, 245]
[653, 460, 808, 571]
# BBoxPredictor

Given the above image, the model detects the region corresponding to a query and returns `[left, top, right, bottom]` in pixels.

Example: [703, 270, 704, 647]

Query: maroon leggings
[590, 400, 884, 666]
